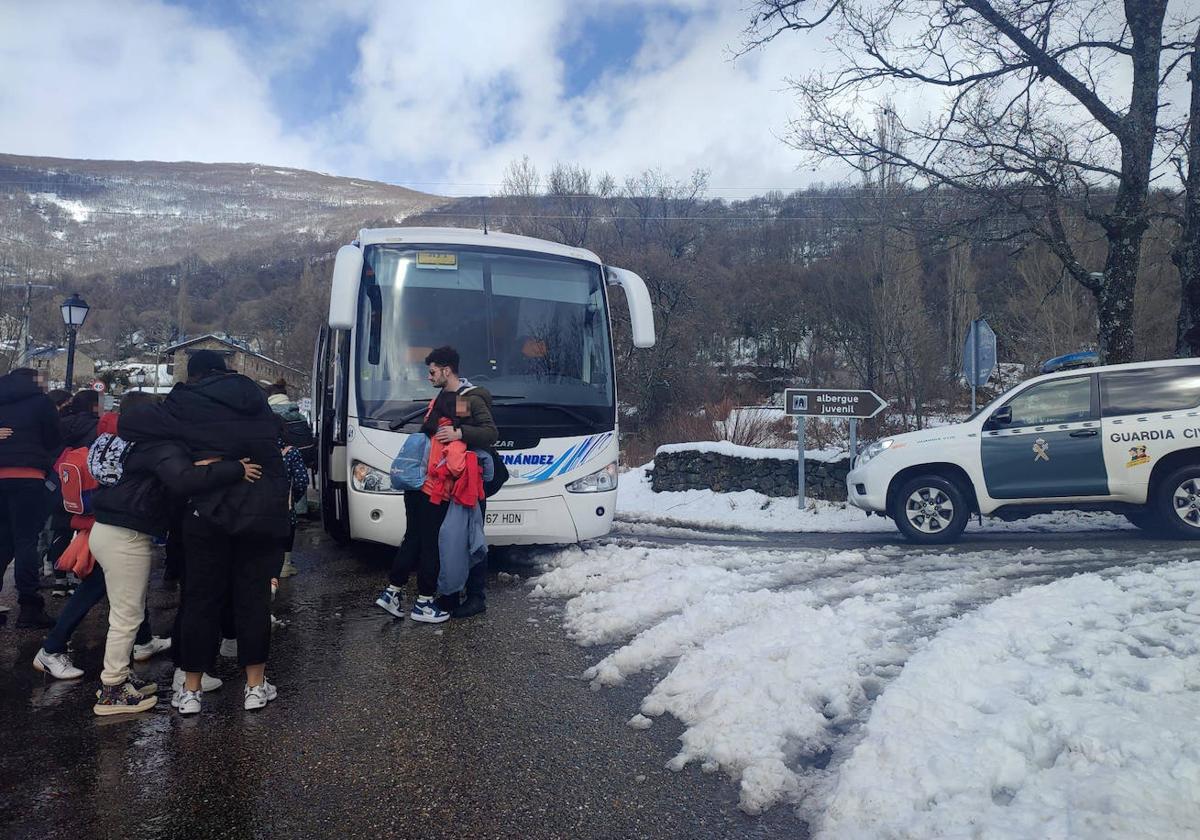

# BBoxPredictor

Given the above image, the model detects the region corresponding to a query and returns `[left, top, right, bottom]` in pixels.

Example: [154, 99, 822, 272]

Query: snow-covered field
[531, 541, 1200, 835]
[527, 462, 1200, 835]
[616, 465, 1133, 535]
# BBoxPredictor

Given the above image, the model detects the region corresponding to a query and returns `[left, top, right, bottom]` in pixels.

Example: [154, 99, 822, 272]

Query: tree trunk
[1095, 249, 1139, 363]
[1091, 0, 1166, 364]
[1175, 26, 1200, 357]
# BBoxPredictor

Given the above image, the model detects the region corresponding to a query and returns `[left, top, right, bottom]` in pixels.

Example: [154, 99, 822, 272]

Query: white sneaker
[132, 636, 172, 662]
[243, 679, 278, 710]
[278, 558, 299, 578]
[33, 648, 84, 680]
[410, 596, 450, 624]
[220, 637, 238, 658]
[176, 688, 202, 715]
[171, 668, 223, 694]
[375, 586, 405, 619]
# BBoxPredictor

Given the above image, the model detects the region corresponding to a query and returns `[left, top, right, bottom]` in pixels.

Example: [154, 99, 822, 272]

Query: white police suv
[847, 359, 1200, 543]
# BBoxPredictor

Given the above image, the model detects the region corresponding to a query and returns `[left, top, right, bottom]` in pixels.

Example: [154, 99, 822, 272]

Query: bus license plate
[486, 511, 526, 527]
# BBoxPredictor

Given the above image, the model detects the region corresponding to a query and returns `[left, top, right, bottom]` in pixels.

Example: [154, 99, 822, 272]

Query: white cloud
[0, 0, 315, 167]
[325, 0, 837, 194]
[0, 0, 841, 193]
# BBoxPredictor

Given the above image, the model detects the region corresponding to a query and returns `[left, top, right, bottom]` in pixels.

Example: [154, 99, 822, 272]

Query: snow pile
[617, 464, 1131, 534]
[820, 562, 1200, 839]
[532, 541, 1189, 815]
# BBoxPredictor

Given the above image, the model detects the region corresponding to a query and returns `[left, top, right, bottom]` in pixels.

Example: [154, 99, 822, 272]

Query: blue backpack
[390, 433, 431, 491]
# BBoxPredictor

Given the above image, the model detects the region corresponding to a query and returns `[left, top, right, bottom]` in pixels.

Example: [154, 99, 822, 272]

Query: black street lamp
[60, 293, 90, 390]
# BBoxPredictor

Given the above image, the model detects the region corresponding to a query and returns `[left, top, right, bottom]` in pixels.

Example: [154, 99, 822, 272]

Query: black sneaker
[451, 594, 487, 619]
[16, 605, 55, 629]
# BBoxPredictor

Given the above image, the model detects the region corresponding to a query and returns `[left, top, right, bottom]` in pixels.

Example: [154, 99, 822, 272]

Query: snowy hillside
[0, 153, 446, 273]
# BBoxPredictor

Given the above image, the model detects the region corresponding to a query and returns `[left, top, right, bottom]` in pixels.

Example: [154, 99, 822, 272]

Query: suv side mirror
[987, 405, 1012, 429]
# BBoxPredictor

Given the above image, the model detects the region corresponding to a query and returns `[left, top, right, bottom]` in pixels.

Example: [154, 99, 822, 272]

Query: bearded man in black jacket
[119, 350, 290, 714]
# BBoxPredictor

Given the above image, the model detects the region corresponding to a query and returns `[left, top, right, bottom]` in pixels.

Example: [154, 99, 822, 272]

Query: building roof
[164, 334, 306, 376]
[27, 346, 94, 361]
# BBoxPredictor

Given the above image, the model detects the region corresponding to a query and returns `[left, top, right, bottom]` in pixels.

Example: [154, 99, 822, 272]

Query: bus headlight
[351, 461, 400, 494]
[565, 461, 618, 493]
[856, 439, 894, 468]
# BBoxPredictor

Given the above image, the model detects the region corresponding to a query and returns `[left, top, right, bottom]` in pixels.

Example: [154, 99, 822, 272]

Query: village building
[164, 334, 308, 393]
[25, 346, 96, 388]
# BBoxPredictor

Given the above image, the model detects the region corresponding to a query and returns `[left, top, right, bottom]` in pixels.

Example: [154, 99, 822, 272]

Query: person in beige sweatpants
[90, 522, 155, 688]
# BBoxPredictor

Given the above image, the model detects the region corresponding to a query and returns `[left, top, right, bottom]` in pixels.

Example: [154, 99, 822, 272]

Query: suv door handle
[1069, 429, 1098, 438]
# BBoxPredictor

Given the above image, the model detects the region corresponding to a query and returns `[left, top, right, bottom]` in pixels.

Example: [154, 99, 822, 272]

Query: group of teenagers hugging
[0, 348, 307, 716]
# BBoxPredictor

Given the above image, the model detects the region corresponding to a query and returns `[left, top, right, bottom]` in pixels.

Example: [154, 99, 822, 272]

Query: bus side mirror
[328, 245, 364, 330]
[605, 265, 656, 349]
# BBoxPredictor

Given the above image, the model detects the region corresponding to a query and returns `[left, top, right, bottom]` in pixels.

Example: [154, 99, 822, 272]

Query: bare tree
[1173, 23, 1200, 354]
[744, 0, 1183, 363]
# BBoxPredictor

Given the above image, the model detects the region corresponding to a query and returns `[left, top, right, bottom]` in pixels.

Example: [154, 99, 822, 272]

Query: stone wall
[650, 446, 851, 501]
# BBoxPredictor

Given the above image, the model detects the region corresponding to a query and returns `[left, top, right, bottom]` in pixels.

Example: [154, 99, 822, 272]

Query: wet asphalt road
[2, 520, 1186, 840]
[0, 521, 805, 840]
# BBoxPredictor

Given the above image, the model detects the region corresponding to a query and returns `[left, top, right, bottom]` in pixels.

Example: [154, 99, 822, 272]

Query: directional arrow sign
[783, 388, 887, 419]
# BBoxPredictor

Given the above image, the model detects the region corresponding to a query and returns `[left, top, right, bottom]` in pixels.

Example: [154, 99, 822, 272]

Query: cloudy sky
[0, 0, 840, 197]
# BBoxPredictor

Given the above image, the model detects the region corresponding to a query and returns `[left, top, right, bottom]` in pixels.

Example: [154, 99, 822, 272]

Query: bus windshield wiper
[388, 406, 429, 430]
[492, 400, 598, 428]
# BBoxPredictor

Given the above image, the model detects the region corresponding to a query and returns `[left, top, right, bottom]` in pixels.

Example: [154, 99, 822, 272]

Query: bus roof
[356, 227, 603, 265]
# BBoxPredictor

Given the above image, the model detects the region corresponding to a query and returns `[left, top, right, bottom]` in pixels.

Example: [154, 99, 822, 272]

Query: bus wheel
[1155, 465, 1200, 539]
[890, 475, 969, 544]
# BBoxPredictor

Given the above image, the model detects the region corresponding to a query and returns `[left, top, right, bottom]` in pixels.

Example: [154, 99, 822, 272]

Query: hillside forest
[0, 157, 1184, 462]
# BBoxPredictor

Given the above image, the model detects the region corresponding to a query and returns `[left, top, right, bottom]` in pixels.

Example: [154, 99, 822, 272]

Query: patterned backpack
[87, 433, 134, 488]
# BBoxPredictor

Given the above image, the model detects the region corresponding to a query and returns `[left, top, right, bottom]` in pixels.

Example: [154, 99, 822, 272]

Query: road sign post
[962, 318, 997, 413]
[784, 388, 887, 506]
[796, 416, 806, 510]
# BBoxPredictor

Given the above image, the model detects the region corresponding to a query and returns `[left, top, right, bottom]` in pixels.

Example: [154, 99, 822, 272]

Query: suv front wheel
[890, 474, 970, 544]
[1155, 465, 1200, 539]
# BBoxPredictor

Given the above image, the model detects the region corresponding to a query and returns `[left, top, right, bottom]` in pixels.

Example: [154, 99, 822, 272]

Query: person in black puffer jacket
[0, 368, 62, 628]
[118, 350, 289, 715]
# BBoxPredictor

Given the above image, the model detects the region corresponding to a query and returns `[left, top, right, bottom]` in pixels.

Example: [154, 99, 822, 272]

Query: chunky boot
[451, 594, 487, 619]
[16, 604, 55, 630]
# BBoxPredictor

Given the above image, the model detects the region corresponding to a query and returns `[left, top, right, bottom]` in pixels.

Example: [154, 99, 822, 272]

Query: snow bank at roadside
[616, 465, 1131, 534]
[819, 562, 1200, 839]
[531, 541, 1192, 815]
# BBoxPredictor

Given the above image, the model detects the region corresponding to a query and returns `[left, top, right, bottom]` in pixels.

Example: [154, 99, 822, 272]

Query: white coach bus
[312, 227, 655, 546]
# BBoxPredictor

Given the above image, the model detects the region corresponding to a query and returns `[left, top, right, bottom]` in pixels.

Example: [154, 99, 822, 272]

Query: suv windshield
[355, 245, 615, 434]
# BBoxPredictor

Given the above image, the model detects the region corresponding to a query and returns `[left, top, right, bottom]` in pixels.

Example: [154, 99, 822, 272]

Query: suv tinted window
[1005, 376, 1093, 426]
[1101, 366, 1200, 416]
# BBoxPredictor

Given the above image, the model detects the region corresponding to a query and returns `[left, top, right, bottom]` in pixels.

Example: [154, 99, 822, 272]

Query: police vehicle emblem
[1032, 438, 1049, 462]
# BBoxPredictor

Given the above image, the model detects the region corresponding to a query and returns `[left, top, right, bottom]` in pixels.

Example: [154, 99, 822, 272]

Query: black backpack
[483, 448, 509, 498]
[278, 409, 316, 468]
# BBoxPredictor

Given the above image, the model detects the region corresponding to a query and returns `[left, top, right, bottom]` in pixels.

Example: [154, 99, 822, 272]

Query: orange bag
[54, 527, 95, 579]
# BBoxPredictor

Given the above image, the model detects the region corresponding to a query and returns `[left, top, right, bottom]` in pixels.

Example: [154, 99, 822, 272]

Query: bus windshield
[355, 244, 615, 433]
